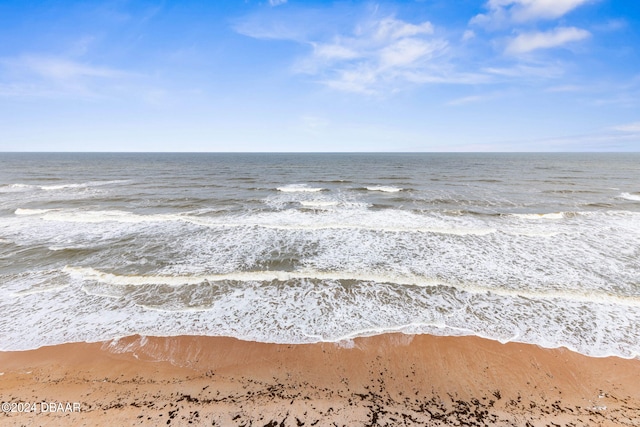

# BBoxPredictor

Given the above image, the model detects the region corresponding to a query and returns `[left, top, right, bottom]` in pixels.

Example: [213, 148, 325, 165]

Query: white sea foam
[511, 212, 565, 220]
[62, 266, 640, 308]
[366, 186, 403, 192]
[619, 192, 640, 201]
[184, 210, 498, 235]
[3, 153, 640, 357]
[277, 184, 325, 192]
[43, 180, 129, 190]
[1, 270, 71, 299]
[12, 207, 497, 236]
[21, 209, 169, 223]
[41, 184, 86, 190]
[503, 230, 562, 237]
[63, 266, 447, 288]
[4, 269, 640, 358]
[13, 203, 638, 246]
[0, 184, 35, 193]
[236, 223, 496, 236]
[299, 201, 339, 207]
[11, 284, 70, 296]
[2, 180, 128, 193]
[48, 245, 91, 251]
[14, 208, 55, 215]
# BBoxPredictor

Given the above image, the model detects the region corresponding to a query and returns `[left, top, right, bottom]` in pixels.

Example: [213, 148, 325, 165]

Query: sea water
[0, 153, 639, 357]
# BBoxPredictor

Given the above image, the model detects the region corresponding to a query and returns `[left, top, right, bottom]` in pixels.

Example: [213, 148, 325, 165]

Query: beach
[2, 153, 640, 425]
[2, 154, 640, 360]
[2, 0, 639, 422]
[1, 333, 639, 426]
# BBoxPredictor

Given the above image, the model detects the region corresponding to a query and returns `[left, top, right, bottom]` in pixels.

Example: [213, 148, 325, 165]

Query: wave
[365, 186, 403, 193]
[0, 183, 35, 193]
[48, 244, 94, 251]
[5, 258, 640, 358]
[14, 208, 56, 216]
[13, 207, 497, 236]
[6, 272, 639, 357]
[619, 192, 640, 202]
[277, 184, 326, 193]
[64, 266, 446, 288]
[63, 266, 640, 308]
[13, 206, 640, 238]
[45, 180, 129, 190]
[299, 201, 339, 208]
[309, 179, 352, 184]
[1, 180, 128, 193]
[16, 209, 163, 223]
[509, 212, 565, 220]
[581, 203, 614, 208]
[541, 189, 599, 194]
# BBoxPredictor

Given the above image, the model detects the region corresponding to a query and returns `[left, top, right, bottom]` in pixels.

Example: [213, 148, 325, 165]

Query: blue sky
[0, 0, 639, 152]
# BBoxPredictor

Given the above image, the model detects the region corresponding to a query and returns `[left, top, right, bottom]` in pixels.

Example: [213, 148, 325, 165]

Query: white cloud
[3, 55, 126, 81]
[0, 55, 130, 98]
[322, 66, 378, 94]
[511, 0, 591, 21]
[505, 27, 590, 54]
[472, 0, 591, 27]
[379, 38, 443, 68]
[482, 63, 563, 79]
[312, 42, 360, 61]
[269, 0, 287, 6]
[370, 17, 434, 41]
[241, 14, 455, 94]
[280, 15, 474, 93]
[461, 30, 476, 41]
[236, 6, 587, 95]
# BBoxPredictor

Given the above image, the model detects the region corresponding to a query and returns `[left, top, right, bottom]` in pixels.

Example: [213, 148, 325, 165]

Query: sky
[0, 0, 639, 152]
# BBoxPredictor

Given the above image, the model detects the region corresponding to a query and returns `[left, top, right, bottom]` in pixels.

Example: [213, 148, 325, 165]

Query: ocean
[0, 153, 639, 357]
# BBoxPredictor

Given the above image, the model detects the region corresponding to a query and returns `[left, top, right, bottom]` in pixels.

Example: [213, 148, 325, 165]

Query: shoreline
[1, 333, 639, 426]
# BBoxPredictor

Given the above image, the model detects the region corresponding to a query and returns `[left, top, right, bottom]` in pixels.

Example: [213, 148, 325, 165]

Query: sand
[1, 333, 639, 426]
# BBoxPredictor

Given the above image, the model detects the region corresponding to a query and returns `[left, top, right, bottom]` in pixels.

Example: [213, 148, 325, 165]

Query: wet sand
[1, 333, 639, 426]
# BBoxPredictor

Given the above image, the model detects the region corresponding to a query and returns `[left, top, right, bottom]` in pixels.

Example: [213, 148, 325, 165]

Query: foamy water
[0, 153, 639, 357]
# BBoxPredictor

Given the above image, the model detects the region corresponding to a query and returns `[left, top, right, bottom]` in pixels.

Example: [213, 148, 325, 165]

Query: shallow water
[1, 153, 639, 356]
